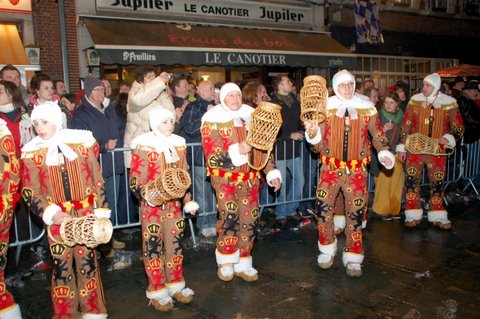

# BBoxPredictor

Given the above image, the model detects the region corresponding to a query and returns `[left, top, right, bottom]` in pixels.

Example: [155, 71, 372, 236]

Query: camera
[166, 73, 173, 79]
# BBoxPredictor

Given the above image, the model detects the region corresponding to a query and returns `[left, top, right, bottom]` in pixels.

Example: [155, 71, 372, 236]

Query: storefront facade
[0, 1, 41, 85]
[77, 0, 356, 90]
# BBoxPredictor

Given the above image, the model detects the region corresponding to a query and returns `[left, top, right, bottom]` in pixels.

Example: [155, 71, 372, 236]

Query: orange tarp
[436, 64, 480, 78]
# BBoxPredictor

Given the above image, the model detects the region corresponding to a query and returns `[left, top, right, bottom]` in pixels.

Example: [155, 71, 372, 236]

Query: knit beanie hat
[31, 101, 63, 132]
[149, 108, 175, 136]
[423, 73, 441, 98]
[84, 76, 104, 97]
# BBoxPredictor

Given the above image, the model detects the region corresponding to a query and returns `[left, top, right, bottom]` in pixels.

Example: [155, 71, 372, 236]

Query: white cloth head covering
[332, 69, 356, 101]
[31, 101, 63, 134]
[30, 101, 77, 165]
[148, 107, 182, 163]
[219, 82, 250, 126]
[331, 70, 358, 119]
[220, 82, 241, 109]
[423, 73, 441, 101]
[149, 107, 175, 136]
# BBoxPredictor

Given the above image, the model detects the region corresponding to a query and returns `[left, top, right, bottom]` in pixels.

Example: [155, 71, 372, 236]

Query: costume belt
[208, 168, 260, 183]
[321, 155, 370, 173]
[56, 194, 96, 214]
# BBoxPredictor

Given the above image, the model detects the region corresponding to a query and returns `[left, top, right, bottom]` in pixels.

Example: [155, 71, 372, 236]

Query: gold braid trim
[408, 100, 424, 107]
[326, 107, 377, 117]
[133, 144, 186, 153]
[201, 120, 235, 130]
[21, 148, 47, 159]
[21, 141, 94, 159]
[133, 145, 156, 152]
[442, 103, 458, 111]
[408, 99, 458, 111]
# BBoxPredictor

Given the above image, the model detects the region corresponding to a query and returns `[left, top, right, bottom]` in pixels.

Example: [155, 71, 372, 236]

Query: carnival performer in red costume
[130, 108, 198, 312]
[397, 73, 464, 229]
[0, 118, 22, 319]
[21, 102, 108, 319]
[304, 70, 394, 277]
[201, 83, 282, 282]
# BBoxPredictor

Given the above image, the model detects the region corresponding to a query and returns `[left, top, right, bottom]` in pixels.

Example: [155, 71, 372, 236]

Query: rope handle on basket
[246, 149, 271, 171]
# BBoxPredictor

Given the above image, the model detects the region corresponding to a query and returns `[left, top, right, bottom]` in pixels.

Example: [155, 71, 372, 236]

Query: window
[464, 0, 480, 16]
[430, 0, 447, 12]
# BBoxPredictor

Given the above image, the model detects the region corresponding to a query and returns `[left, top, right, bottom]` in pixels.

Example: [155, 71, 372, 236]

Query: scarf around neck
[33, 130, 78, 165]
[0, 103, 15, 113]
[380, 108, 404, 124]
[134, 132, 185, 164]
[275, 92, 294, 108]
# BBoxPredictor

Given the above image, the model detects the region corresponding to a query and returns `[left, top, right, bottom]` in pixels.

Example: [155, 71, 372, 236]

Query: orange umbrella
[436, 64, 480, 78]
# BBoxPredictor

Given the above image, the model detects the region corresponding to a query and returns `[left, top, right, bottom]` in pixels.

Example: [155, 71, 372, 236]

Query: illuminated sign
[0, 0, 32, 14]
[96, 0, 312, 27]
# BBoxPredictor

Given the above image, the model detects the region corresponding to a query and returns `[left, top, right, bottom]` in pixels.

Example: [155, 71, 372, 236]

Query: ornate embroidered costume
[129, 108, 196, 312]
[398, 73, 464, 229]
[201, 83, 281, 282]
[20, 102, 108, 319]
[0, 119, 22, 319]
[305, 70, 394, 277]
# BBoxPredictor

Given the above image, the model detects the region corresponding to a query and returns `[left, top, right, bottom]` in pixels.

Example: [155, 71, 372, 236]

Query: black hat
[463, 81, 479, 90]
[452, 77, 465, 85]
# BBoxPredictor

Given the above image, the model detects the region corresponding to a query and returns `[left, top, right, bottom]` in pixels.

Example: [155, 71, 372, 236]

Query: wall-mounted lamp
[25, 47, 40, 65]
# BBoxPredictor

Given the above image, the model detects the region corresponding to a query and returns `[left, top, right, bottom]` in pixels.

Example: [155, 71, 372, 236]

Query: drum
[245, 101, 283, 170]
[300, 75, 328, 125]
[141, 167, 191, 206]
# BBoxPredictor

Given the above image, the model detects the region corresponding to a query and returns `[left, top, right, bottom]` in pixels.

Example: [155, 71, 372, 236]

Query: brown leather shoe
[235, 270, 258, 282]
[217, 264, 234, 282]
[432, 221, 452, 230]
[346, 263, 362, 277]
[318, 254, 335, 269]
[112, 238, 126, 250]
[172, 289, 194, 304]
[405, 219, 421, 228]
[150, 298, 173, 312]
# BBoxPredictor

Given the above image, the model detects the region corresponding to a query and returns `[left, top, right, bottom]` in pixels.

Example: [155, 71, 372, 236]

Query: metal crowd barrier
[460, 140, 480, 195]
[8, 138, 480, 253]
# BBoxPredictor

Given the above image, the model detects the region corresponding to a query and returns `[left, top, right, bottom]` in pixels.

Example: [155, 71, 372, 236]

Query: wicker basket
[246, 101, 283, 169]
[405, 133, 453, 156]
[58, 216, 113, 248]
[141, 167, 191, 206]
[300, 75, 328, 124]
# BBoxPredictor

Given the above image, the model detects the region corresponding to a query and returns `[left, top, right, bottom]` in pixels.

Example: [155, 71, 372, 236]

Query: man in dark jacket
[456, 81, 480, 192]
[458, 81, 480, 144]
[270, 74, 305, 227]
[172, 77, 190, 136]
[182, 80, 217, 237]
[72, 76, 126, 250]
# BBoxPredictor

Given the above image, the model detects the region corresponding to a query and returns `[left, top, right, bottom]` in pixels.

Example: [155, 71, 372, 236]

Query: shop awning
[0, 24, 31, 66]
[83, 18, 355, 68]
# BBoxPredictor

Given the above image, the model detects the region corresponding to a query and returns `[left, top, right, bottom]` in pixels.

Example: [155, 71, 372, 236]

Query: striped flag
[353, 0, 384, 44]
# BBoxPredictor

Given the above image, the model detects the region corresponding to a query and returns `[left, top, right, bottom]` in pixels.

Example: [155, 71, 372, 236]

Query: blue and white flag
[353, 0, 384, 44]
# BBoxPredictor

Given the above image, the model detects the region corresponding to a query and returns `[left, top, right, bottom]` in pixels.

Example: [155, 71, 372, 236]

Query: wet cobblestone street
[9, 200, 480, 319]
